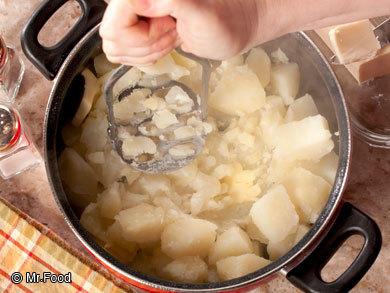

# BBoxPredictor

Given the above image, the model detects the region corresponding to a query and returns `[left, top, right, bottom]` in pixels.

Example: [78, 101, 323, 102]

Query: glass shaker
[0, 36, 25, 104]
[0, 104, 41, 179]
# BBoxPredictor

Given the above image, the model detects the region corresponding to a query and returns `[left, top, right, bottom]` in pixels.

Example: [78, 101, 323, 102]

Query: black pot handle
[21, 0, 107, 80]
[286, 202, 381, 293]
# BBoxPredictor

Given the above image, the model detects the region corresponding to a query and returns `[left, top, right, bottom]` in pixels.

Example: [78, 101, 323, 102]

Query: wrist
[252, 0, 298, 46]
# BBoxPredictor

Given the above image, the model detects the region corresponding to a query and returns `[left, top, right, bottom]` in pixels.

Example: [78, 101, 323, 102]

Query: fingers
[100, 0, 178, 65]
[107, 38, 180, 66]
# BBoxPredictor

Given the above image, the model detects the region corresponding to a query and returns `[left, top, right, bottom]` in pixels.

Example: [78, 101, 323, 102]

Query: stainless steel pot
[21, 0, 382, 292]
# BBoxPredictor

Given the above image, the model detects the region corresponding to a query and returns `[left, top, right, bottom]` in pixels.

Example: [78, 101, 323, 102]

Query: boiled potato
[116, 203, 164, 243]
[250, 185, 299, 242]
[267, 224, 310, 260]
[80, 203, 109, 242]
[271, 62, 300, 105]
[246, 220, 269, 244]
[79, 113, 108, 153]
[121, 192, 150, 209]
[61, 123, 82, 147]
[112, 67, 142, 97]
[260, 95, 286, 147]
[86, 151, 105, 164]
[246, 47, 271, 87]
[66, 47, 339, 283]
[300, 151, 339, 184]
[152, 109, 178, 129]
[267, 233, 295, 261]
[189, 172, 221, 215]
[161, 218, 217, 259]
[208, 66, 265, 116]
[284, 94, 319, 122]
[130, 174, 172, 197]
[58, 147, 98, 195]
[171, 50, 198, 70]
[97, 182, 124, 219]
[225, 169, 261, 202]
[163, 256, 208, 283]
[94, 53, 118, 76]
[281, 167, 331, 223]
[106, 221, 138, 259]
[216, 56, 245, 74]
[138, 53, 189, 80]
[165, 86, 194, 114]
[72, 69, 100, 126]
[96, 150, 128, 188]
[273, 115, 334, 161]
[208, 226, 253, 264]
[216, 254, 270, 281]
[113, 88, 151, 124]
[122, 136, 157, 158]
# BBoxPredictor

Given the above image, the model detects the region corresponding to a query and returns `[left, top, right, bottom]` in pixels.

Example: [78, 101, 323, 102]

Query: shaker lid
[0, 104, 20, 151]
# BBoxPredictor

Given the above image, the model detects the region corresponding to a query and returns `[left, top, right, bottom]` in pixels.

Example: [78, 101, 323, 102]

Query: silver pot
[21, 0, 381, 292]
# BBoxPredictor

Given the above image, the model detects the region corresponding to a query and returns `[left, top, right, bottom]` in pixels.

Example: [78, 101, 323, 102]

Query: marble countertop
[1, 0, 389, 292]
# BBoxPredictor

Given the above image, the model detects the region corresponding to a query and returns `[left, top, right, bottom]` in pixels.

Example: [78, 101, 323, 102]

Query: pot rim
[43, 24, 352, 292]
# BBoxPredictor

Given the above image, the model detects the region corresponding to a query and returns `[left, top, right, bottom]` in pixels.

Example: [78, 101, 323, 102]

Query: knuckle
[102, 41, 121, 57]
[106, 55, 121, 64]
[99, 25, 116, 41]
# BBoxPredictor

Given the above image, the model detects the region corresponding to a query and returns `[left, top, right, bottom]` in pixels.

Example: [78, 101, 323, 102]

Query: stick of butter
[329, 20, 380, 64]
[359, 45, 390, 83]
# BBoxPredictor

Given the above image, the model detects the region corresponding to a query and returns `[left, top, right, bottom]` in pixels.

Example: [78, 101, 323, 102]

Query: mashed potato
[59, 47, 337, 283]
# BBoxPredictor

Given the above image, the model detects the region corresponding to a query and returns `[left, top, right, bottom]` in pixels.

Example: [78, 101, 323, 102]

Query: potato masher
[104, 49, 211, 173]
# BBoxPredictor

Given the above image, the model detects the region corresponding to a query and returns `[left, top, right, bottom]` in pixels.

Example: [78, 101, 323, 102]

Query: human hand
[99, 0, 263, 66]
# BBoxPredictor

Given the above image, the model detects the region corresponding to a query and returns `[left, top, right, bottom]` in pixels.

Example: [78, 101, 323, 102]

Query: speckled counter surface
[0, 0, 389, 292]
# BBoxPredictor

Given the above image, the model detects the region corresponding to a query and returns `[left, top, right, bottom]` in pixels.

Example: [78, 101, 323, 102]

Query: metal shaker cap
[0, 104, 20, 151]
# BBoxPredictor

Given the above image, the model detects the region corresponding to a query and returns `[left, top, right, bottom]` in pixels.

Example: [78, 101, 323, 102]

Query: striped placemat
[0, 197, 133, 293]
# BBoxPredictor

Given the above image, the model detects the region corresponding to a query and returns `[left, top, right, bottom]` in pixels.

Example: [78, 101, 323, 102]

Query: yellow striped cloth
[0, 197, 131, 293]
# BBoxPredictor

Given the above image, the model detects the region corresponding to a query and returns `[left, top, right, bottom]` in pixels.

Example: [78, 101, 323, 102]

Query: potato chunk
[300, 151, 339, 184]
[246, 47, 271, 87]
[72, 69, 100, 126]
[267, 224, 310, 260]
[281, 167, 331, 223]
[106, 221, 138, 261]
[161, 218, 217, 259]
[273, 115, 334, 161]
[80, 203, 109, 242]
[163, 256, 208, 283]
[138, 53, 189, 79]
[250, 185, 298, 242]
[208, 226, 253, 264]
[97, 182, 124, 219]
[271, 62, 300, 104]
[94, 53, 117, 76]
[209, 66, 265, 116]
[80, 113, 108, 153]
[113, 67, 142, 96]
[122, 135, 157, 158]
[113, 88, 150, 124]
[152, 109, 178, 129]
[216, 254, 270, 281]
[116, 203, 164, 243]
[260, 95, 286, 147]
[58, 147, 98, 195]
[284, 94, 319, 122]
[165, 86, 194, 114]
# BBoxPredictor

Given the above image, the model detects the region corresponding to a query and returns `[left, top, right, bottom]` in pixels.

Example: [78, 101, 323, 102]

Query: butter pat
[329, 20, 380, 64]
[359, 45, 390, 83]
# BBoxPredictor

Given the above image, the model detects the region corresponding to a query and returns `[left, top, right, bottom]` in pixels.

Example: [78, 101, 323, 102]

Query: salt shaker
[0, 104, 41, 179]
[0, 36, 25, 104]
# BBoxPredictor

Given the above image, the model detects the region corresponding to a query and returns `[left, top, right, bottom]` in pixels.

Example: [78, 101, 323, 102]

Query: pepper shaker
[0, 104, 41, 179]
[0, 36, 25, 103]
